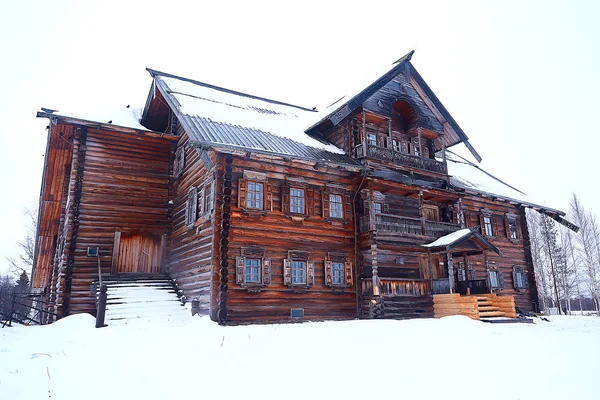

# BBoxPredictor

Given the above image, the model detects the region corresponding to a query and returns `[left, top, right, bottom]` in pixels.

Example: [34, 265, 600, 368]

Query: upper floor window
[392, 140, 401, 152]
[245, 258, 262, 283]
[373, 202, 382, 214]
[290, 188, 305, 214]
[174, 146, 185, 177]
[247, 181, 264, 209]
[508, 220, 518, 239]
[329, 194, 343, 219]
[483, 216, 493, 236]
[238, 171, 272, 213]
[185, 186, 198, 228]
[367, 134, 377, 146]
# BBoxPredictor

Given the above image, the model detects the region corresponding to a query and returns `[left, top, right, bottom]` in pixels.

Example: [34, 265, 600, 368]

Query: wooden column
[446, 252, 455, 294]
[418, 190, 426, 235]
[361, 109, 367, 158]
[456, 198, 465, 228]
[371, 244, 380, 296]
[368, 187, 376, 232]
[441, 142, 447, 174]
[418, 127, 424, 167]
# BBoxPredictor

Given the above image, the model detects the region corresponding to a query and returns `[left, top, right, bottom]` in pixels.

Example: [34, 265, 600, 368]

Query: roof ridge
[146, 68, 317, 113]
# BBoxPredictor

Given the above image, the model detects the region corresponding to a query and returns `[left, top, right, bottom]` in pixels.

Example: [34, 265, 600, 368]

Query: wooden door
[422, 205, 439, 221]
[112, 231, 165, 274]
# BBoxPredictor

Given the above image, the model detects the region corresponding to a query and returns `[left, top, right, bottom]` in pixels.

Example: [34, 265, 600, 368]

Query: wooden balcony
[362, 278, 432, 297]
[359, 213, 461, 238]
[355, 143, 447, 174]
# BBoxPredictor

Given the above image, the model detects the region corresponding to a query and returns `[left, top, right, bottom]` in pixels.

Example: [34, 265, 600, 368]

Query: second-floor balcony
[355, 143, 447, 174]
[359, 212, 461, 238]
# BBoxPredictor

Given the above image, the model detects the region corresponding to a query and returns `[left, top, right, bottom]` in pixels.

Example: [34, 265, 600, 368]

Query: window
[174, 146, 185, 177]
[392, 140, 401, 152]
[291, 261, 306, 284]
[367, 134, 377, 146]
[456, 262, 466, 282]
[488, 270, 499, 288]
[513, 266, 527, 289]
[290, 188, 305, 214]
[185, 187, 198, 227]
[324, 253, 353, 288]
[247, 181, 263, 209]
[205, 180, 214, 215]
[236, 247, 271, 286]
[245, 258, 261, 283]
[332, 262, 344, 285]
[508, 219, 518, 239]
[401, 141, 409, 154]
[329, 194, 343, 219]
[373, 202, 382, 214]
[284, 251, 314, 287]
[483, 216, 494, 236]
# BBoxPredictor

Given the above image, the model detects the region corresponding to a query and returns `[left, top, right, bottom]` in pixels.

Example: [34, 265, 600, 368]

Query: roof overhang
[423, 228, 502, 256]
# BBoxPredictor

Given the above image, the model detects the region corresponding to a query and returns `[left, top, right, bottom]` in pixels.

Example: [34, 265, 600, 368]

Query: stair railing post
[95, 251, 107, 328]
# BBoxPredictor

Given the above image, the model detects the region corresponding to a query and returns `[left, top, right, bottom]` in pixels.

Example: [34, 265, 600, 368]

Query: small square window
[329, 194, 343, 219]
[290, 188, 305, 214]
[291, 261, 306, 284]
[245, 258, 261, 283]
[332, 262, 344, 285]
[247, 182, 264, 209]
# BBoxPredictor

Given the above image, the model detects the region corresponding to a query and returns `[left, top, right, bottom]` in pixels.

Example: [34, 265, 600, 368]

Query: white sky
[1, 0, 598, 275]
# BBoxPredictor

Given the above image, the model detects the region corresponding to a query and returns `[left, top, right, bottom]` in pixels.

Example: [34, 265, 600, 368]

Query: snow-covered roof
[149, 70, 357, 166]
[422, 228, 472, 248]
[445, 151, 564, 215]
[38, 107, 149, 132]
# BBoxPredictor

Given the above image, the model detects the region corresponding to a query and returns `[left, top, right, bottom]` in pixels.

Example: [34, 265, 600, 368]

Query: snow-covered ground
[1, 315, 599, 400]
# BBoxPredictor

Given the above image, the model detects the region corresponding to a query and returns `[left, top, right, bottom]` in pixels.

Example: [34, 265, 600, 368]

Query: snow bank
[1, 314, 599, 400]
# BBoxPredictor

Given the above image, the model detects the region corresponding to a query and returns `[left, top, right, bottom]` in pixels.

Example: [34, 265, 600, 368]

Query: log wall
[64, 126, 172, 315]
[218, 154, 359, 324]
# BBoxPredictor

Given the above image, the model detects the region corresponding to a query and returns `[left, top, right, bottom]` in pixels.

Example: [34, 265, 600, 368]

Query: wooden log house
[31, 51, 578, 324]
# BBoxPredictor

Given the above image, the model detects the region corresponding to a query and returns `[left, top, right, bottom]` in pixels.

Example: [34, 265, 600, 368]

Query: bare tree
[527, 209, 551, 313]
[5, 207, 37, 278]
[570, 194, 600, 315]
[539, 214, 563, 314]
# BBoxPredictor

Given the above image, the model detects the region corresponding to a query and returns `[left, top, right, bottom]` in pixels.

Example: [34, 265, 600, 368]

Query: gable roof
[423, 228, 501, 255]
[305, 51, 482, 162]
[144, 69, 359, 168]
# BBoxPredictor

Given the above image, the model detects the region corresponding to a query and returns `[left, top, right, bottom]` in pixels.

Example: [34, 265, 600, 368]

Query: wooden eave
[36, 112, 179, 141]
[191, 141, 363, 173]
[425, 229, 501, 256]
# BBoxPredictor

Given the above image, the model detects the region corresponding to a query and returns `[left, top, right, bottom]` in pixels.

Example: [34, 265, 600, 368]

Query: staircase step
[478, 306, 500, 312]
[477, 301, 493, 306]
[479, 311, 505, 317]
[475, 296, 489, 301]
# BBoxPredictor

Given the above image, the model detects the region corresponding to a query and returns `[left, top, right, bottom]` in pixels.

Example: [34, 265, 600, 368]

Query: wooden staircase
[476, 296, 505, 318]
[95, 274, 190, 326]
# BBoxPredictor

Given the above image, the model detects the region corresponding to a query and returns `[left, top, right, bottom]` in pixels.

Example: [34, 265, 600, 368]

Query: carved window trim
[480, 209, 496, 237]
[324, 252, 353, 289]
[322, 185, 352, 224]
[486, 262, 504, 290]
[236, 246, 271, 291]
[238, 171, 272, 215]
[284, 250, 314, 290]
[505, 213, 521, 242]
[512, 265, 528, 290]
[282, 179, 315, 220]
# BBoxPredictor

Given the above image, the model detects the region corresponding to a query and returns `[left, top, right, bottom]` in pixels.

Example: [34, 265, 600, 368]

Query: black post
[95, 284, 107, 328]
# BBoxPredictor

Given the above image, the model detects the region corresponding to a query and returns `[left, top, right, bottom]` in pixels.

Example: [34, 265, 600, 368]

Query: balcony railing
[355, 143, 447, 174]
[359, 213, 461, 238]
[362, 278, 432, 297]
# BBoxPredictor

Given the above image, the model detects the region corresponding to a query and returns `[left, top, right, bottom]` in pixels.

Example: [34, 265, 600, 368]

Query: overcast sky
[1, 0, 598, 276]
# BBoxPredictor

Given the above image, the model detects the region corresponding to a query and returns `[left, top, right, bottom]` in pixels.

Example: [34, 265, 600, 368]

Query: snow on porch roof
[36, 107, 151, 132]
[146, 69, 359, 167]
[423, 228, 501, 255]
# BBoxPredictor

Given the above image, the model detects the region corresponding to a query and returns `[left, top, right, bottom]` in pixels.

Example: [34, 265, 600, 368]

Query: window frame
[185, 186, 198, 228]
[373, 202, 383, 214]
[367, 133, 377, 146]
[244, 258, 262, 284]
[246, 181, 264, 210]
[173, 146, 185, 178]
[291, 260, 307, 285]
[512, 265, 527, 290]
[329, 194, 343, 219]
[289, 187, 306, 215]
[483, 215, 494, 236]
[284, 251, 314, 288]
[331, 262, 344, 285]
[235, 247, 271, 288]
[324, 252, 353, 288]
